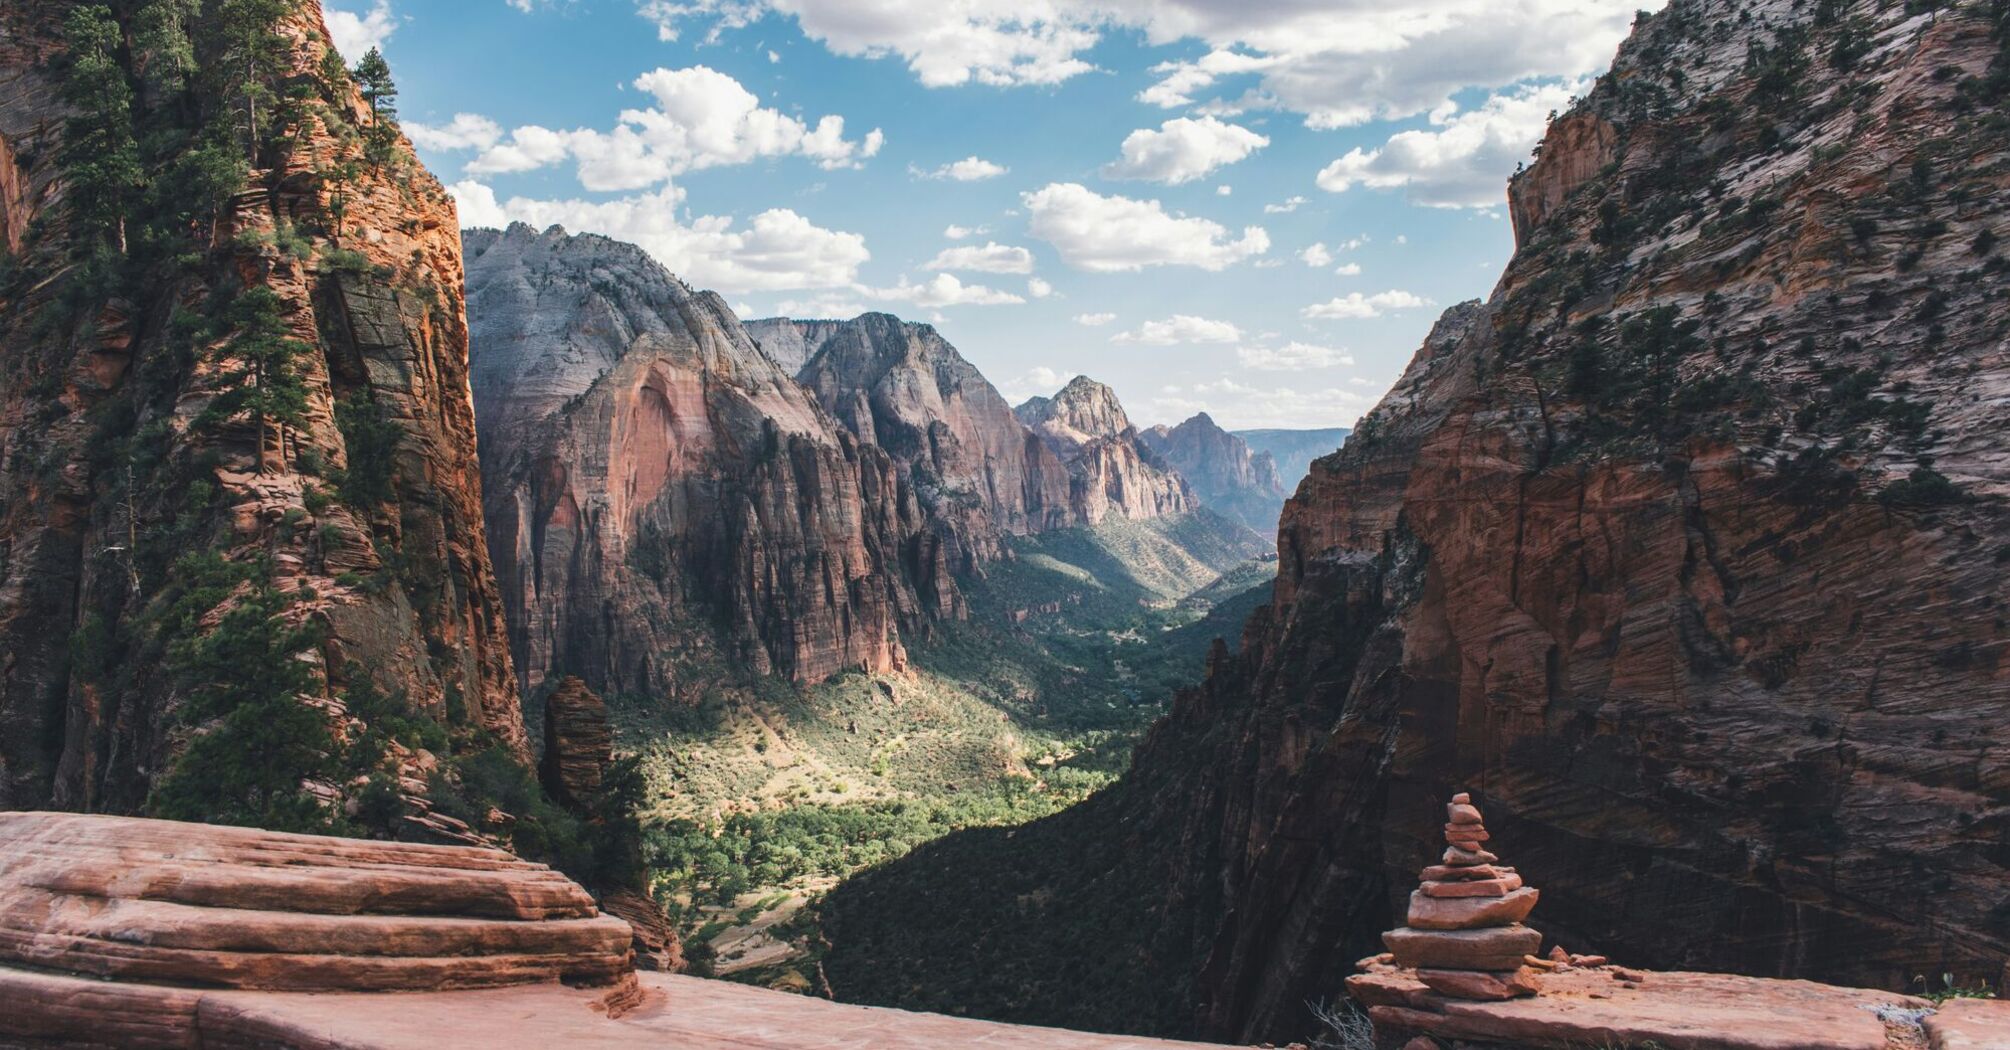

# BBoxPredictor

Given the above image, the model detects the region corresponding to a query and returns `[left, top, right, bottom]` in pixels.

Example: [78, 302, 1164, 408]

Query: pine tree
[208, 0, 290, 166]
[149, 556, 338, 833]
[132, 0, 199, 101]
[202, 286, 312, 474]
[59, 5, 142, 256]
[352, 46, 401, 169]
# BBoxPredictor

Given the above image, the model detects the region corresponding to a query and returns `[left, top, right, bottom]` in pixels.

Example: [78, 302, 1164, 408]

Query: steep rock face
[467, 227, 951, 699]
[769, 313, 1074, 554]
[1140, 413, 1289, 533]
[0, 1, 520, 813]
[1017, 376, 1195, 524]
[538, 676, 611, 811]
[822, 1, 2010, 1041]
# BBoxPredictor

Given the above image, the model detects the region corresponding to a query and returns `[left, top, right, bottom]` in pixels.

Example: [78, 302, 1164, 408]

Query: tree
[132, 0, 199, 101]
[208, 0, 291, 165]
[149, 557, 339, 833]
[203, 286, 312, 474]
[352, 47, 401, 169]
[59, 5, 142, 256]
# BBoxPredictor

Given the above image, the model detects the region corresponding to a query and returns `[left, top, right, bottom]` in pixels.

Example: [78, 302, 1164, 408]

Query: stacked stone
[1381, 792, 1543, 1001]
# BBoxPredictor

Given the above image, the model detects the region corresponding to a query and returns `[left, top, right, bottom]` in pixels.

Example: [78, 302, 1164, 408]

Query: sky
[323, 0, 1658, 430]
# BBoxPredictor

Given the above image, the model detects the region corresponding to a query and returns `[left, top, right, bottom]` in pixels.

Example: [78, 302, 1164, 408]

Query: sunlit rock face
[467, 226, 953, 700]
[1141, 412, 1289, 533]
[1016, 376, 1195, 525]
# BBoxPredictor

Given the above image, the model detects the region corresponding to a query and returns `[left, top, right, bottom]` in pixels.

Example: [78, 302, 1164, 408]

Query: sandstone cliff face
[1017, 376, 1195, 524]
[823, 0, 2010, 1040]
[768, 313, 1075, 554]
[467, 227, 951, 699]
[1140, 413, 1289, 533]
[0, 1, 520, 812]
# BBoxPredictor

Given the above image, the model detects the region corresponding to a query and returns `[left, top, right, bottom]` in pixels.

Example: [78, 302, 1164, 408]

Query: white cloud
[915, 156, 1009, 181]
[924, 242, 1035, 274]
[405, 113, 503, 152]
[325, 1, 397, 61]
[443, 66, 881, 190]
[1334, 262, 1361, 276]
[1024, 182, 1268, 272]
[1238, 341, 1354, 370]
[1298, 243, 1332, 267]
[772, 293, 869, 318]
[1264, 195, 1307, 214]
[637, 2, 1643, 137]
[1101, 116, 1268, 185]
[1301, 289, 1432, 320]
[864, 272, 1025, 307]
[450, 181, 871, 293]
[1145, 375, 1372, 430]
[1316, 79, 1581, 209]
[1074, 312, 1117, 326]
[1216, 184, 1232, 196]
[1001, 365, 1068, 402]
[942, 224, 989, 239]
[1111, 314, 1241, 345]
[768, 49, 781, 62]
[1028, 277, 1054, 298]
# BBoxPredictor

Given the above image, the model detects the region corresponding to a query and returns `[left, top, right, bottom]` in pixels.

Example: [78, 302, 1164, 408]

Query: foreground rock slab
[1924, 999, 2010, 1050]
[0, 811, 631, 991]
[0, 968, 1237, 1049]
[1349, 964, 1939, 1050]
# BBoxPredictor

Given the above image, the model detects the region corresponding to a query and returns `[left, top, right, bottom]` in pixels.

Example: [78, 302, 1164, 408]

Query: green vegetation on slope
[620, 510, 1270, 983]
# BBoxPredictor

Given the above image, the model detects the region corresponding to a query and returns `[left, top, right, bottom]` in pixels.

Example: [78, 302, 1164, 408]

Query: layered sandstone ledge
[0, 811, 631, 993]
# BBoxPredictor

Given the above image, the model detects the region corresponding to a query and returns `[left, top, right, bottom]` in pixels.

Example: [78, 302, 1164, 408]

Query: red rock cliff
[466, 226, 949, 699]
[820, 0, 2010, 1040]
[0, 0, 522, 811]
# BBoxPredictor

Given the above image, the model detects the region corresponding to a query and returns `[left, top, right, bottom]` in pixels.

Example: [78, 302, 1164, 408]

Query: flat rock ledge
[1348, 963, 2010, 1050]
[0, 811, 632, 994]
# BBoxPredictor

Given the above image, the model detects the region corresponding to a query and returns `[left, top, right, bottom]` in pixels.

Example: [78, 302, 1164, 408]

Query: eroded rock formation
[467, 226, 951, 699]
[1140, 413, 1289, 533]
[0, 0, 520, 814]
[820, 1, 2010, 1040]
[1017, 376, 1194, 524]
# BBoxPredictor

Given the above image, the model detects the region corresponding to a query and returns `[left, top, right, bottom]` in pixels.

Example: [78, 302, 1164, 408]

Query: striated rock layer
[0, 0, 521, 813]
[1140, 413, 1289, 534]
[764, 312, 1076, 556]
[467, 226, 953, 698]
[821, 0, 2010, 1041]
[0, 811, 632, 991]
[1017, 376, 1195, 524]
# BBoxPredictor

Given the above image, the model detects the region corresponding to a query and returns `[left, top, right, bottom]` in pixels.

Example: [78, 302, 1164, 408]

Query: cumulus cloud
[1101, 116, 1268, 184]
[1075, 312, 1117, 326]
[1298, 243, 1332, 267]
[943, 224, 989, 239]
[1237, 341, 1354, 370]
[1334, 262, 1362, 276]
[915, 156, 1009, 181]
[450, 181, 871, 293]
[1111, 314, 1242, 345]
[1316, 79, 1583, 208]
[428, 67, 881, 191]
[1001, 365, 1068, 401]
[325, 1, 396, 60]
[635, 1, 1642, 134]
[1264, 195, 1308, 214]
[1301, 289, 1433, 319]
[924, 242, 1036, 274]
[1028, 277, 1054, 298]
[405, 113, 503, 152]
[1024, 183, 1268, 272]
[864, 272, 1025, 307]
[1145, 375, 1373, 430]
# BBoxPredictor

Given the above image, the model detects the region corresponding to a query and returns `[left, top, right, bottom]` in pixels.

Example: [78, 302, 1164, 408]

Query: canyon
[817, 0, 2010, 1042]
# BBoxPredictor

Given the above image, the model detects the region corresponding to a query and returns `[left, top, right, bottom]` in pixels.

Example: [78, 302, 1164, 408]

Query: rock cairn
[1380, 792, 1543, 1001]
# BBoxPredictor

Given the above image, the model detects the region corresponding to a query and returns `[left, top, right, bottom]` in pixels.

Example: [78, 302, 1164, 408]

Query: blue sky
[324, 0, 1655, 429]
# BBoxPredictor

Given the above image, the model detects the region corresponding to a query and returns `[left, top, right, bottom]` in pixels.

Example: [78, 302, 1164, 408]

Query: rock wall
[1017, 376, 1195, 524]
[0, 0, 521, 812]
[775, 313, 1076, 555]
[821, 1, 2010, 1041]
[1140, 413, 1289, 533]
[467, 226, 950, 699]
